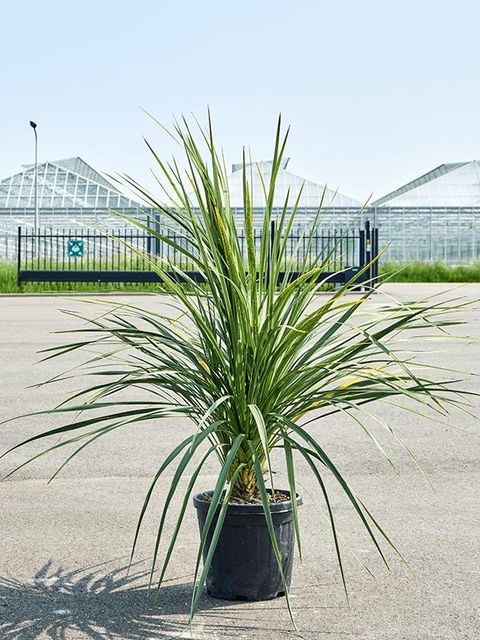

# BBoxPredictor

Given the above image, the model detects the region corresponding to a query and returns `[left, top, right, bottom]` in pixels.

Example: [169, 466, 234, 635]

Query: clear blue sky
[1, 0, 479, 202]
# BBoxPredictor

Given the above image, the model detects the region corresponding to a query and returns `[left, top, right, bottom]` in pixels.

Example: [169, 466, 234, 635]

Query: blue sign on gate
[67, 239, 84, 258]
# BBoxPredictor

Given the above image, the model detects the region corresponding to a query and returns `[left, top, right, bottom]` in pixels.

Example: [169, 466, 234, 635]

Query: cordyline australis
[2, 114, 477, 632]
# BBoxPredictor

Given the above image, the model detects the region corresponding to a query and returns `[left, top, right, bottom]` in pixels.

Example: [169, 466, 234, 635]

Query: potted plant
[3, 115, 475, 633]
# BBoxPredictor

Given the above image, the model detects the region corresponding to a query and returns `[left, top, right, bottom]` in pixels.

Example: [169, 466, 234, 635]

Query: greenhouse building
[1, 155, 480, 264]
[0, 157, 148, 259]
[370, 160, 480, 263]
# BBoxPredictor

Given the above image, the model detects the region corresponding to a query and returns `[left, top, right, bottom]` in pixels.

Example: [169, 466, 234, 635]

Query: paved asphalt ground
[0, 284, 479, 640]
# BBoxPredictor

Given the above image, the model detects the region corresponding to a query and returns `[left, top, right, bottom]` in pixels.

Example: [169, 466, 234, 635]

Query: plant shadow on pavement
[0, 560, 346, 639]
[0, 559, 238, 640]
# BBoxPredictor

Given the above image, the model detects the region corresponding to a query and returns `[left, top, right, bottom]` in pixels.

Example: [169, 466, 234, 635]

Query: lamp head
[29, 121, 37, 129]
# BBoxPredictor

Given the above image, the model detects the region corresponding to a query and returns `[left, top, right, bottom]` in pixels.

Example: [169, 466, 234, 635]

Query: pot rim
[193, 490, 302, 515]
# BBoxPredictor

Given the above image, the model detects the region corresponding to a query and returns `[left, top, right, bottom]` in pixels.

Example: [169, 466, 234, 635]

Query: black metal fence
[17, 222, 379, 287]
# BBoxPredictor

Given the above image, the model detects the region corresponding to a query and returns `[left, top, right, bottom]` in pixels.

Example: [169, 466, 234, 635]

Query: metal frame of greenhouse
[2, 205, 480, 265]
[2, 155, 480, 266]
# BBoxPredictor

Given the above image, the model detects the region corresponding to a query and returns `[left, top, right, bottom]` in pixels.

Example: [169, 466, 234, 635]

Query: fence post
[17, 226, 22, 287]
[146, 233, 152, 256]
[372, 226, 379, 284]
[364, 220, 372, 287]
[362, 220, 380, 288]
[359, 225, 365, 284]
[154, 212, 161, 257]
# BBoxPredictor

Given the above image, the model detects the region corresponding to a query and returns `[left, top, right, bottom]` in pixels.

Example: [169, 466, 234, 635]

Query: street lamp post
[29, 121, 39, 254]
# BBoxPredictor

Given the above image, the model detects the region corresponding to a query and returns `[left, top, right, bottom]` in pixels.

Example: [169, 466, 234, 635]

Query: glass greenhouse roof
[372, 161, 480, 207]
[227, 159, 362, 209]
[0, 157, 140, 210]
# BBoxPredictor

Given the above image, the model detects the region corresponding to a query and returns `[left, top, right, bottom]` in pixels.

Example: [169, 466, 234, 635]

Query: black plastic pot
[193, 490, 302, 601]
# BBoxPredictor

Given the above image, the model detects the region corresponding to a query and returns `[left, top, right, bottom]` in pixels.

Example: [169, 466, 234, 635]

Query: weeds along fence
[16, 223, 378, 286]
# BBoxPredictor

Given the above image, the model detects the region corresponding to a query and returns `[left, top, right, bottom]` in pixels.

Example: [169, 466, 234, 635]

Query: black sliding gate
[16, 222, 379, 287]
